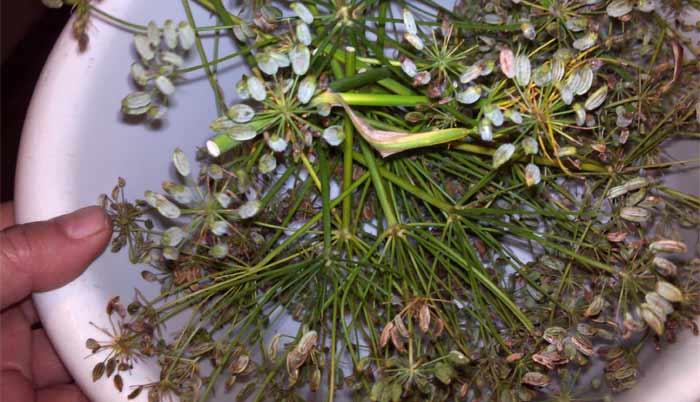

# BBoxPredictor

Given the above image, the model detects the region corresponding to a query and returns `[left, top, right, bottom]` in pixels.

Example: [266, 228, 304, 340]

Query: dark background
[1, 2, 70, 202]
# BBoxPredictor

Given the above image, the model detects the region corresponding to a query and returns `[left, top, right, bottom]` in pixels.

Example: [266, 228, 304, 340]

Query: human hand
[1, 202, 112, 402]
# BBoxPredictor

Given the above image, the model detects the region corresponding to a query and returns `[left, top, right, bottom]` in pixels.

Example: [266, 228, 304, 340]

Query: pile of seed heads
[52, 0, 700, 401]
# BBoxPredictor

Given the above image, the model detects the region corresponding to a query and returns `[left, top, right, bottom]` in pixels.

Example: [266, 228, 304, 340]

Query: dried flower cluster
[46, 0, 700, 401]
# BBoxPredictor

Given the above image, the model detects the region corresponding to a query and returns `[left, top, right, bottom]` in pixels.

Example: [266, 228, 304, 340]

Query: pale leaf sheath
[326, 91, 472, 157]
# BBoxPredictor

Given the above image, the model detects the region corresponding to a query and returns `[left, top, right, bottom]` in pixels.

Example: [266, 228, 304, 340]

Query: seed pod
[228, 125, 257, 141]
[543, 327, 567, 347]
[522, 137, 538, 155]
[572, 334, 595, 356]
[500, 48, 515, 78]
[322, 125, 345, 146]
[247, 76, 266, 101]
[231, 354, 250, 374]
[584, 86, 608, 110]
[209, 242, 228, 259]
[656, 281, 684, 302]
[653, 256, 677, 277]
[573, 32, 598, 51]
[162, 226, 185, 246]
[479, 118, 493, 141]
[290, 2, 313, 24]
[171, 148, 190, 176]
[649, 240, 687, 254]
[238, 200, 261, 219]
[506, 352, 524, 363]
[402, 8, 417, 35]
[434, 362, 454, 384]
[448, 350, 471, 366]
[585, 295, 605, 317]
[460, 63, 483, 84]
[565, 17, 587, 32]
[133, 35, 154, 60]
[255, 51, 280, 75]
[551, 58, 565, 83]
[556, 146, 576, 157]
[645, 292, 674, 316]
[521, 21, 536, 40]
[607, 0, 634, 17]
[121, 91, 152, 115]
[574, 66, 594, 95]
[309, 367, 321, 392]
[620, 206, 650, 223]
[227, 104, 255, 124]
[400, 57, 417, 78]
[558, 83, 574, 105]
[573, 103, 586, 126]
[296, 21, 312, 45]
[130, 63, 150, 86]
[483, 104, 504, 127]
[577, 323, 597, 337]
[393, 314, 409, 338]
[456, 86, 482, 104]
[114, 374, 124, 392]
[525, 163, 541, 186]
[289, 44, 310, 75]
[521, 372, 551, 387]
[162, 20, 177, 49]
[92, 362, 106, 382]
[390, 329, 405, 352]
[413, 71, 431, 86]
[418, 304, 430, 333]
[533, 63, 552, 87]
[177, 22, 195, 50]
[640, 304, 665, 335]
[379, 322, 394, 348]
[504, 109, 523, 124]
[493, 143, 515, 169]
[404, 33, 424, 51]
[514, 55, 531, 86]
[267, 135, 288, 152]
[155, 195, 180, 219]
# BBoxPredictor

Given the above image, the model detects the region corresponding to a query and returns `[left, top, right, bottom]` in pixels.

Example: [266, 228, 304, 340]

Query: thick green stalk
[319, 146, 332, 257]
[342, 47, 357, 234]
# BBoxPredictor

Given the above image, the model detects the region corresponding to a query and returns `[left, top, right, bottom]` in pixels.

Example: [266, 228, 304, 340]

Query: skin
[0, 202, 112, 402]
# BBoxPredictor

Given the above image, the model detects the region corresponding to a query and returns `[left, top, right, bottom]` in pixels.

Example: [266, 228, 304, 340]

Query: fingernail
[56, 206, 108, 239]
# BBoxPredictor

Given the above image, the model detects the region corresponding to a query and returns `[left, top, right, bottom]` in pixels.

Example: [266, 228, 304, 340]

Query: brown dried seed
[92, 362, 105, 382]
[127, 386, 143, 400]
[393, 314, 409, 337]
[268, 333, 281, 357]
[105, 358, 116, 378]
[521, 372, 551, 387]
[286, 349, 306, 374]
[585, 295, 605, 317]
[571, 334, 595, 356]
[506, 352, 524, 363]
[85, 338, 100, 353]
[114, 374, 124, 392]
[225, 374, 237, 391]
[297, 330, 318, 355]
[231, 354, 250, 374]
[433, 318, 445, 337]
[606, 231, 627, 242]
[418, 304, 430, 333]
[379, 322, 394, 348]
[390, 329, 405, 353]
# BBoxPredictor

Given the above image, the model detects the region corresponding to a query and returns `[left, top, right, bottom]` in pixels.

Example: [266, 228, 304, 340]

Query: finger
[37, 383, 89, 402]
[0, 369, 34, 402]
[0, 206, 112, 309]
[20, 298, 40, 327]
[0, 202, 14, 230]
[32, 328, 72, 388]
[0, 307, 32, 381]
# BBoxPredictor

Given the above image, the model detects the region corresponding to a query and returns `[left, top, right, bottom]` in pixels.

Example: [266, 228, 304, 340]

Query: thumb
[0, 206, 112, 309]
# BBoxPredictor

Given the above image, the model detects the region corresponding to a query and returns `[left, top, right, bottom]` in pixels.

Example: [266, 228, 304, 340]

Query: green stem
[342, 47, 357, 234]
[360, 141, 398, 226]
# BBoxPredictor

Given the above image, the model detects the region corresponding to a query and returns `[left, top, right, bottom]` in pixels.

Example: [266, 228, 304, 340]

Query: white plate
[15, 1, 700, 401]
